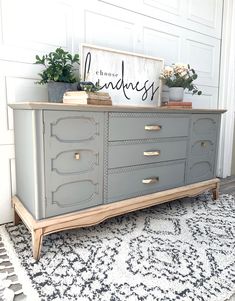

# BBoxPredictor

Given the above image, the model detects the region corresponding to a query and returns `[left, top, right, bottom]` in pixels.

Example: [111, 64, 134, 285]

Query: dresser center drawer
[106, 161, 185, 203]
[109, 113, 190, 141]
[108, 139, 187, 168]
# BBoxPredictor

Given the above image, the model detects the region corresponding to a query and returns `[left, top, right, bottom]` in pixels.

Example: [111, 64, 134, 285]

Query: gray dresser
[10, 103, 225, 220]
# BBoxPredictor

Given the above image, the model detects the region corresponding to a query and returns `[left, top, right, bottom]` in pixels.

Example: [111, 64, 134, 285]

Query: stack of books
[162, 101, 192, 109]
[63, 91, 112, 105]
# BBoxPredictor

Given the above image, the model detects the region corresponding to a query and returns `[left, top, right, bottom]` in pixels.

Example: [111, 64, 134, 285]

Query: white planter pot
[169, 87, 184, 102]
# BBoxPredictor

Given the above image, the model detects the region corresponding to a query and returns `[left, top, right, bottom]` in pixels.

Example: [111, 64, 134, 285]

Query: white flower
[173, 63, 189, 76]
[179, 70, 187, 77]
[174, 62, 188, 68]
[161, 66, 174, 78]
[165, 66, 174, 72]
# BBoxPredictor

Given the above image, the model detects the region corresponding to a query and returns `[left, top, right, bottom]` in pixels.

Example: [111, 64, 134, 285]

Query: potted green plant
[78, 81, 100, 92]
[161, 63, 202, 101]
[35, 47, 80, 102]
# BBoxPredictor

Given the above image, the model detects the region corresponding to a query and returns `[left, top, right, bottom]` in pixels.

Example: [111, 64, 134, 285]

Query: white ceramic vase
[169, 87, 184, 102]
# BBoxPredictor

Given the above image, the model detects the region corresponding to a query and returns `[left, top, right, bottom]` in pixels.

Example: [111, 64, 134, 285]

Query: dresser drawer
[106, 161, 185, 203]
[109, 113, 190, 141]
[187, 137, 217, 184]
[108, 139, 187, 168]
[187, 158, 214, 183]
[44, 111, 100, 143]
[191, 114, 219, 142]
[190, 140, 215, 157]
[51, 149, 99, 174]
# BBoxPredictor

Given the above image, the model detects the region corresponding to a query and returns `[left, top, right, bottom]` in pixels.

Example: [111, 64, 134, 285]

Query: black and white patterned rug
[1, 193, 235, 301]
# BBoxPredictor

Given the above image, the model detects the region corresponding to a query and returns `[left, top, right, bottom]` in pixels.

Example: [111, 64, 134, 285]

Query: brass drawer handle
[143, 151, 160, 156]
[142, 177, 159, 184]
[145, 125, 162, 131]
[201, 141, 207, 147]
[74, 152, 80, 160]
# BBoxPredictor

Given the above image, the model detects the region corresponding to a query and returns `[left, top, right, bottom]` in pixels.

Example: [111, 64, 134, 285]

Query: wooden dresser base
[12, 178, 220, 261]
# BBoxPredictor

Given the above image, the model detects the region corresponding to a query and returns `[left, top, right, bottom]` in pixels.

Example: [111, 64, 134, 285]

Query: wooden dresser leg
[212, 182, 220, 200]
[32, 229, 43, 261]
[13, 208, 21, 226]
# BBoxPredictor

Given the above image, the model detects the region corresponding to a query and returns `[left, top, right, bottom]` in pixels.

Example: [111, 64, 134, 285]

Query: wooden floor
[220, 176, 235, 195]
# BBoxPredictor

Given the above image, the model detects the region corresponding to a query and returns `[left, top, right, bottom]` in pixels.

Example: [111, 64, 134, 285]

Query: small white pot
[169, 87, 184, 102]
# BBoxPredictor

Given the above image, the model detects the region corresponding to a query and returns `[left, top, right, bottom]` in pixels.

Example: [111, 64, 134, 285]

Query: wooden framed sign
[80, 44, 164, 106]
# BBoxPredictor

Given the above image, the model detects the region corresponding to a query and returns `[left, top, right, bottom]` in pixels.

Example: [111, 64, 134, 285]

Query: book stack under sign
[163, 101, 192, 109]
[63, 91, 112, 105]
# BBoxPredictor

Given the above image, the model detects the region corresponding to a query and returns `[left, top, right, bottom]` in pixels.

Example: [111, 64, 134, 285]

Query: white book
[63, 97, 112, 105]
[64, 91, 110, 98]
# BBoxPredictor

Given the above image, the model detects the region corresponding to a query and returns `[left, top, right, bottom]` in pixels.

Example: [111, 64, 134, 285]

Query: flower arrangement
[161, 63, 202, 95]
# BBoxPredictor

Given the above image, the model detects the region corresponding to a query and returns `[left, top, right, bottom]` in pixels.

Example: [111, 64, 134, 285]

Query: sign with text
[80, 44, 164, 106]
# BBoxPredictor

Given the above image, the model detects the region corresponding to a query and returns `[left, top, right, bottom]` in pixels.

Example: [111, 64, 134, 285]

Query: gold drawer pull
[142, 177, 159, 184]
[74, 152, 80, 160]
[143, 151, 160, 156]
[145, 125, 162, 131]
[201, 141, 207, 147]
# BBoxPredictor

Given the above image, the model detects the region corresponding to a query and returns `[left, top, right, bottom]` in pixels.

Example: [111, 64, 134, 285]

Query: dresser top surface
[9, 102, 226, 114]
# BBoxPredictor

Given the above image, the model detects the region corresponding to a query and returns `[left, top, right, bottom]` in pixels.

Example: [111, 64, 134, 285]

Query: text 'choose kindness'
[83, 52, 159, 101]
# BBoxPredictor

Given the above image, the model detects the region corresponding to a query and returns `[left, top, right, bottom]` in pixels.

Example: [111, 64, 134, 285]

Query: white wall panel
[0, 145, 15, 224]
[0, 60, 48, 145]
[0, 0, 74, 63]
[141, 17, 220, 87]
[187, 0, 218, 28]
[144, 0, 181, 15]
[184, 34, 220, 87]
[84, 11, 135, 52]
[6, 77, 48, 131]
[1, 1, 68, 47]
[143, 26, 181, 65]
[100, 0, 223, 38]
[0, 0, 3, 44]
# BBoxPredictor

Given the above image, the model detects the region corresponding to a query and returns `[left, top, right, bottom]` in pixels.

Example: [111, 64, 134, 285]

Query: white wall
[217, 0, 235, 178]
[0, 0, 224, 223]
